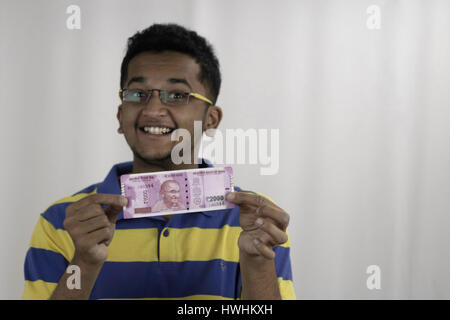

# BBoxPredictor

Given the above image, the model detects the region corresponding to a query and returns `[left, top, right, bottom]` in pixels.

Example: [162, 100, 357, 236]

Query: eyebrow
[167, 78, 192, 90]
[126, 76, 192, 90]
[127, 76, 146, 87]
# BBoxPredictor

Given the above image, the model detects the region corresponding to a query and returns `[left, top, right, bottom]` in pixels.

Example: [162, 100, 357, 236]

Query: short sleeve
[22, 211, 74, 299]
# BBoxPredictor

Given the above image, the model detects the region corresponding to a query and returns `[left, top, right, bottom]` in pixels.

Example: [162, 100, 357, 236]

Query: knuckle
[65, 204, 77, 217]
[101, 217, 110, 228]
[281, 211, 290, 225]
[260, 234, 271, 245]
[63, 217, 77, 231]
[256, 205, 265, 216]
[255, 195, 265, 206]
[95, 208, 104, 217]
[102, 227, 113, 240]
[96, 205, 106, 216]
[284, 213, 290, 225]
[101, 215, 109, 224]
[63, 218, 70, 230]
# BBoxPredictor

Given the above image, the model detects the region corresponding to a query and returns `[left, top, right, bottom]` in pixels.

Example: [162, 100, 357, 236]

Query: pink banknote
[120, 167, 235, 218]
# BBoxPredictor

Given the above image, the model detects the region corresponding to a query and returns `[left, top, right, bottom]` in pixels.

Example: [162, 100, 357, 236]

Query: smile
[139, 126, 174, 135]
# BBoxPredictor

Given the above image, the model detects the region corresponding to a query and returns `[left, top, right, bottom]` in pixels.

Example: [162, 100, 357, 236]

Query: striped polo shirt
[23, 161, 296, 300]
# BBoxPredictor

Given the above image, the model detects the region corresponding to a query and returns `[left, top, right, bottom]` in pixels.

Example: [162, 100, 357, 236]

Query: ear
[203, 105, 222, 134]
[117, 105, 124, 134]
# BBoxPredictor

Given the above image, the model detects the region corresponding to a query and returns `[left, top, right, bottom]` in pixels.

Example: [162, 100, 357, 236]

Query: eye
[167, 91, 188, 100]
[124, 90, 146, 102]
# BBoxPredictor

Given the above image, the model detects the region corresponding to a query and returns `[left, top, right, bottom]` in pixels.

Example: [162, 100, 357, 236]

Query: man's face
[162, 181, 181, 206]
[117, 51, 215, 163]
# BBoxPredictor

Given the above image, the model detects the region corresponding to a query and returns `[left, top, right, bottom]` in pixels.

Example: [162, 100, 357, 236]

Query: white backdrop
[1, 0, 450, 299]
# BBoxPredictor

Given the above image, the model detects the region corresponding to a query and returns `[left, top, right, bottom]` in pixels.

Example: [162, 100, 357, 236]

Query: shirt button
[163, 229, 170, 237]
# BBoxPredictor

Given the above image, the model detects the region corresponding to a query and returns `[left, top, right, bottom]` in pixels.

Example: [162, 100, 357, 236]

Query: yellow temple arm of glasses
[190, 92, 213, 105]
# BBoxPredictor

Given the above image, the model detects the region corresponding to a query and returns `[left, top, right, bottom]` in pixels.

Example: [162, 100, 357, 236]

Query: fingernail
[253, 238, 260, 246]
[255, 218, 263, 226]
[121, 196, 128, 206]
[226, 192, 235, 201]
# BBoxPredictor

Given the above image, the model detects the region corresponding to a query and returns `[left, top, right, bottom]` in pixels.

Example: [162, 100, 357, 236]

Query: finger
[226, 192, 276, 217]
[81, 215, 110, 234]
[70, 193, 127, 212]
[73, 203, 105, 222]
[253, 238, 276, 260]
[226, 192, 272, 207]
[66, 214, 110, 237]
[255, 206, 290, 230]
[85, 227, 113, 246]
[255, 218, 288, 245]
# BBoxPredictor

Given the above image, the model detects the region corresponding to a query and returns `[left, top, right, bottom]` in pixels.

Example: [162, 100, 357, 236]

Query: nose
[141, 90, 169, 117]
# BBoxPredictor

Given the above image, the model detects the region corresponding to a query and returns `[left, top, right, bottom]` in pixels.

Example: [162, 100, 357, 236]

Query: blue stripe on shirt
[24, 248, 68, 282]
[273, 246, 293, 281]
[90, 260, 240, 299]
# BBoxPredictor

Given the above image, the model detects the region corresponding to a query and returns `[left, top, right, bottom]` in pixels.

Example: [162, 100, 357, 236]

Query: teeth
[142, 126, 172, 134]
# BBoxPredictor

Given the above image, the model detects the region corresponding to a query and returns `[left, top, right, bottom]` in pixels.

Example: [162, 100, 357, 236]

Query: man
[23, 23, 295, 300]
[152, 180, 185, 213]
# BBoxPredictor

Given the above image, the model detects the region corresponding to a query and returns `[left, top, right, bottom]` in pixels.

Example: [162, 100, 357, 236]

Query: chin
[133, 149, 172, 163]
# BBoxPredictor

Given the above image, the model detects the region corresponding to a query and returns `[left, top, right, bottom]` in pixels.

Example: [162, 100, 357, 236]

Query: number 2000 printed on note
[120, 167, 235, 219]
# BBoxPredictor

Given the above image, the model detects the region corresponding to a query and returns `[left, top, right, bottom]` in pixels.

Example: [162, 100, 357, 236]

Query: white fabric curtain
[1, 0, 449, 299]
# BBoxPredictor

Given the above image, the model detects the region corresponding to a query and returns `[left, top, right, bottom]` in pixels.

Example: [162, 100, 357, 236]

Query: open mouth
[138, 126, 175, 135]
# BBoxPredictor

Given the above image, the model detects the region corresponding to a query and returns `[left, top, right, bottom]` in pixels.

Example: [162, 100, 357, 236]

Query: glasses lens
[123, 90, 147, 103]
[161, 90, 189, 106]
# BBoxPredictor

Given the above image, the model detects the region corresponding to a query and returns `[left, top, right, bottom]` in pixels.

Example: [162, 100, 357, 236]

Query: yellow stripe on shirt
[107, 228, 159, 262]
[22, 280, 58, 300]
[29, 216, 75, 262]
[278, 277, 296, 300]
[160, 225, 242, 262]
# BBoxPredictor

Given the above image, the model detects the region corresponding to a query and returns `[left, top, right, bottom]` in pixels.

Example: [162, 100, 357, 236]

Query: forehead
[126, 51, 202, 88]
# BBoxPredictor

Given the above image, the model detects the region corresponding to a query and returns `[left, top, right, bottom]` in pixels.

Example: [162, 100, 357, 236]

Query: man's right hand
[64, 193, 128, 266]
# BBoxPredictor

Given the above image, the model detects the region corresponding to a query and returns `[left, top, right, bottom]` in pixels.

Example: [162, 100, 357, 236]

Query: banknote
[120, 167, 235, 218]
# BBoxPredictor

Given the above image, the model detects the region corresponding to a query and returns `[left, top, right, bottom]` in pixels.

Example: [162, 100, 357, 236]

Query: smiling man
[23, 24, 295, 300]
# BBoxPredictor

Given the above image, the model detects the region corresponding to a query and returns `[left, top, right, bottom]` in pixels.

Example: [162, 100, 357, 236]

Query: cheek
[121, 110, 139, 130]
[175, 107, 206, 128]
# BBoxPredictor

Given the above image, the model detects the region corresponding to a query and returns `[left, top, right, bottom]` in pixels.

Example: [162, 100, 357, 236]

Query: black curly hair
[120, 23, 221, 104]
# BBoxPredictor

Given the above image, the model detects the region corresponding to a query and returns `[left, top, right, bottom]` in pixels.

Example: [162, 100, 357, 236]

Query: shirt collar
[97, 159, 215, 220]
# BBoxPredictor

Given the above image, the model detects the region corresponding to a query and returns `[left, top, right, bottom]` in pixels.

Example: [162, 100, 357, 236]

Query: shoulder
[40, 183, 99, 230]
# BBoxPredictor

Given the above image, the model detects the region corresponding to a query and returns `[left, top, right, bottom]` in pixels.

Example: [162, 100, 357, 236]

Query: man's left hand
[226, 191, 290, 260]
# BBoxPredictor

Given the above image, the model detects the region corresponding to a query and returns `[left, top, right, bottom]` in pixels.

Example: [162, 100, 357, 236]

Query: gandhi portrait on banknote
[152, 180, 185, 212]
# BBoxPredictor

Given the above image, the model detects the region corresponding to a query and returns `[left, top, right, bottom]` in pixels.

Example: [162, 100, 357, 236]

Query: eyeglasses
[118, 88, 213, 106]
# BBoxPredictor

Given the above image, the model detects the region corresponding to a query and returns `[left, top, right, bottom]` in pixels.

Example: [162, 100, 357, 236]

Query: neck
[131, 155, 200, 174]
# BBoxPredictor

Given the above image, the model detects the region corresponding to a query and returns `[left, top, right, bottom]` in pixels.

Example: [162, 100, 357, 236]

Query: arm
[50, 257, 103, 300]
[50, 193, 127, 300]
[227, 192, 290, 300]
[239, 252, 281, 300]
